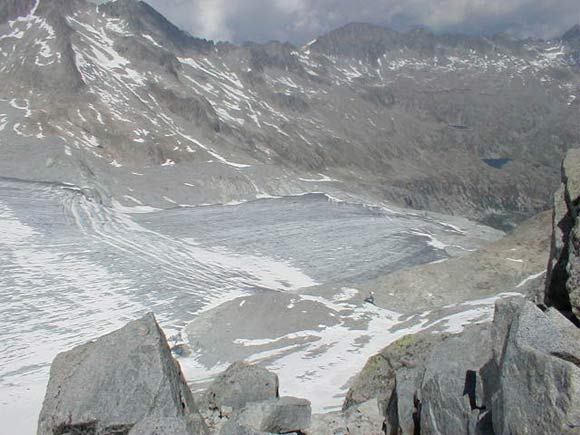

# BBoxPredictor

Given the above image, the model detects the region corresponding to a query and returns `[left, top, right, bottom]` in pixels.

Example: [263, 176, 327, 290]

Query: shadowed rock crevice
[54, 421, 98, 435]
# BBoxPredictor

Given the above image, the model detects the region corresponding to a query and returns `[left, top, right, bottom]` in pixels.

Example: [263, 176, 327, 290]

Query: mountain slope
[0, 0, 578, 226]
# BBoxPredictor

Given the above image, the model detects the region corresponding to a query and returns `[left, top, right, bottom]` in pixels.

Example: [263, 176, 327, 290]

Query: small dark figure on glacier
[364, 291, 375, 305]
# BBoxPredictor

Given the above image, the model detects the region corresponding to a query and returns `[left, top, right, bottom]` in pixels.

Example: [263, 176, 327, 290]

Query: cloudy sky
[141, 0, 579, 44]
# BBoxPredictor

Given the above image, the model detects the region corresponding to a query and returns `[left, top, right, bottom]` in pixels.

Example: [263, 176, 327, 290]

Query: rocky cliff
[545, 149, 580, 323]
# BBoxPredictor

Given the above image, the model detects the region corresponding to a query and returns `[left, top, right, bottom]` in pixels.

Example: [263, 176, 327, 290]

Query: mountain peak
[98, 0, 212, 52]
[309, 22, 402, 62]
[562, 24, 580, 45]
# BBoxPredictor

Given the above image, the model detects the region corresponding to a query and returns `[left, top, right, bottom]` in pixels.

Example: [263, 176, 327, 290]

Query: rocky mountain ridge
[0, 0, 578, 226]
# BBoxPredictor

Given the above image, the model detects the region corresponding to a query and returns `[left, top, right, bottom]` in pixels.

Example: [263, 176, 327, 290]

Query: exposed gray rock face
[385, 364, 424, 435]
[219, 397, 311, 435]
[546, 149, 580, 322]
[203, 361, 279, 412]
[419, 324, 492, 435]
[343, 399, 385, 435]
[128, 416, 207, 435]
[378, 297, 580, 435]
[491, 299, 580, 435]
[306, 412, 349, 435]
[307, 399, 384, 435]
[37, 313, 207, 435]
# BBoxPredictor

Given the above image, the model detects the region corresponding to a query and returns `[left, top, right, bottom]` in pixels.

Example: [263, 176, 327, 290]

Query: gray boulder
[545, 148, 580, 321]
[37, 313, 207, 435]
[220, 397, 311, 435]
[385, 365, 424, 435]
[128, 416, 207, 435]
[203, 361, 279, 412]
[419, 324, 492, 435]
[306, 412, 349, 435]
[344, 399, 385, 435]
[306, 399, 383, 435]
[491, 299, 580, 434]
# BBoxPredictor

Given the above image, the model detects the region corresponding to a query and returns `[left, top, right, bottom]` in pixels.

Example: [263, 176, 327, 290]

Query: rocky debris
[37, 313, 207, 435]
[202, 361, 279, 412]
[218, 397, 311, 435]
[546, 149, 580, 322]
[185, 291, 342, 368]
[194, 361, 312, 435]
[307, 399, 384, 435]
[376, 297, 580, 435]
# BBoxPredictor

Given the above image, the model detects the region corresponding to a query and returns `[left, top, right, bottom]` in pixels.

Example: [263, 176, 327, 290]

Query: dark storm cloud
[141, 0, 579, 44]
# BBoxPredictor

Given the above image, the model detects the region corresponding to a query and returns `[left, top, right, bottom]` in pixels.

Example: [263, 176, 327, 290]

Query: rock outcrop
[376, 297, 580, 435]
[38, 317, 312, 435]
[202, 361, 279, 413]
[219, 396, 311, 435]
[546, 149, 580, 323]
[490, 299, 580, 434]
[308, 399, 385, 435]
[194, 363, 311, 435]
[37, 313, 207, 435]
[418, 324, 492, 434]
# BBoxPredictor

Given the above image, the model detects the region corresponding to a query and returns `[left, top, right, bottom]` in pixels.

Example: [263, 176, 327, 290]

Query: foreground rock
[546, 148, 580, 322]
[491, 299, 580, 434]
[308, 399, 384, 435]
[219, 396, 311, 435]
[374, 297, 580, 434]
[37, 313, 207, 435]
[418, 324, 492, 434]
[203, 361, 279, 412]
[194, 361, 312, 435]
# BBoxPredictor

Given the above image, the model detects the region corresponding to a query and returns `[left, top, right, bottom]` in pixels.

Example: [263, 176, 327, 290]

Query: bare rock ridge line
[37, 150, 580, 434]
[0, 0, 578, 227]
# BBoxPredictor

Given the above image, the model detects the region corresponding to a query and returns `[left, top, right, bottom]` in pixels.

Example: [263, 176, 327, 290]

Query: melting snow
[515, 271, 546, 288]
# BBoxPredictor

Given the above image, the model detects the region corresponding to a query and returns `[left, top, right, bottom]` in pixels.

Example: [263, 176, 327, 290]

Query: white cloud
[194, 0, 232, 41]
[141, 0, 579, 44]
